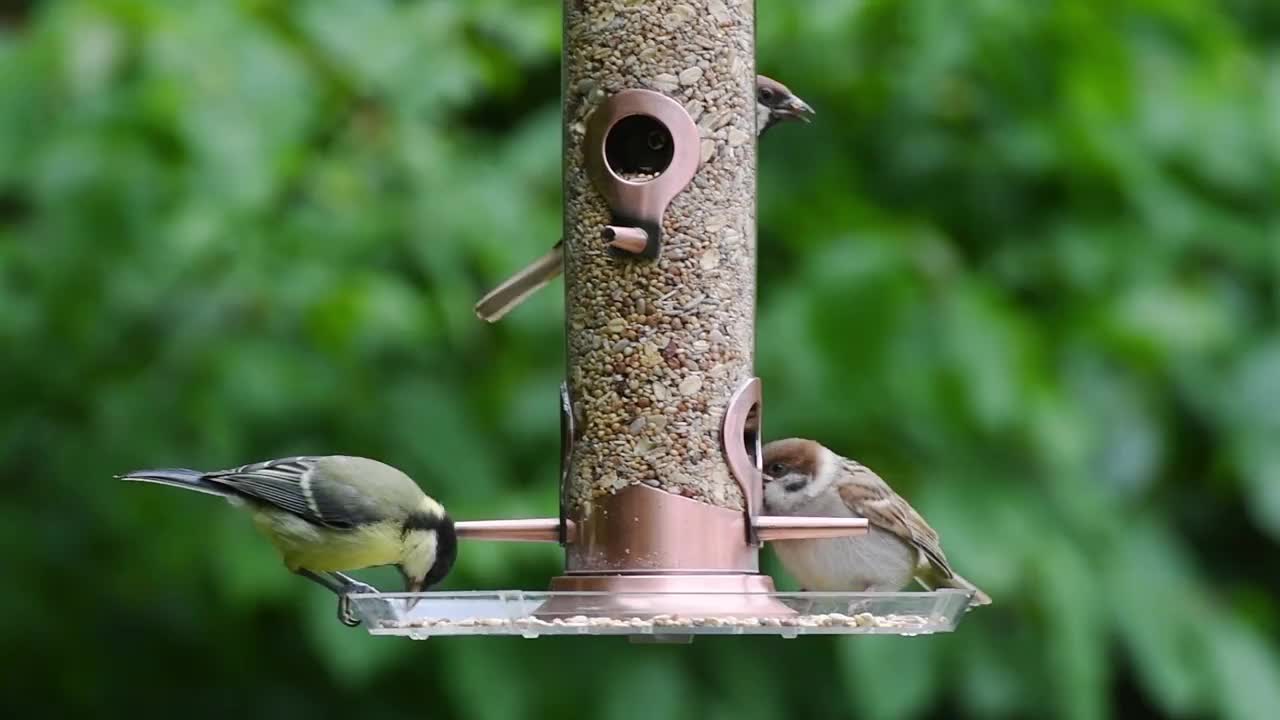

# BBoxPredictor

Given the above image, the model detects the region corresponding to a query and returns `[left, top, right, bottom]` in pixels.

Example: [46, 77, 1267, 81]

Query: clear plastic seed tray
[348, 590, 974, 639]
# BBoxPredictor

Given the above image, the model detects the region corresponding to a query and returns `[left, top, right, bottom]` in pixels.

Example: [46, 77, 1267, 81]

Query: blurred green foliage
[2, 0, 1279, 718]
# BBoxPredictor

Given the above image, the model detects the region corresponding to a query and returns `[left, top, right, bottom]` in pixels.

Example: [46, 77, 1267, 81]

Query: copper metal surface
[456, 519, 571, 543]
[722, 377, 763, 544]
[566, 483, 757, 573]
[602, 225, 649, 254]
[539, 573, 795, 618]
[583, 89, 700, 259]
[454, 514, 867, 544]
[755, 516, 870, 541]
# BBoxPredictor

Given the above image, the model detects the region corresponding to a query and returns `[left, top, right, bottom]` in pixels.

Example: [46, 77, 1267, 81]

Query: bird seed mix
[563, 0, 756, 512]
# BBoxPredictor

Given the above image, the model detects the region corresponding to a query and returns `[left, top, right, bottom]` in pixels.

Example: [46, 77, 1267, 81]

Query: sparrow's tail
[945, 573, 992, 606]
[473, 243, 564, 323]
[116, 468, 229, 498]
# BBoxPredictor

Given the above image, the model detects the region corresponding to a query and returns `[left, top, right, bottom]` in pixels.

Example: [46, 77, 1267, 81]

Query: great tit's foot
[332, 572, 375, 590]
[337, 598, 360, 627]
[296, 568, 345, 595]
[341, 579, 380, 595]
[336, 591, 371, 627]
[336, 581, 379, 627]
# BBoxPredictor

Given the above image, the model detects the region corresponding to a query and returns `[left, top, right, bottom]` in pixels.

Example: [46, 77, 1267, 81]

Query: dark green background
[3, 1, 1279, 718]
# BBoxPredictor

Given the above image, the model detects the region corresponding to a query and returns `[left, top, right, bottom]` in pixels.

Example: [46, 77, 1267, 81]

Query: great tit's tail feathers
[116, 468, 230, 498]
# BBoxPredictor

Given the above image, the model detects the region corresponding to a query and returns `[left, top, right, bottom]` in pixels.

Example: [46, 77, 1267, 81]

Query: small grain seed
[651, 73, 680, 92]
[700, 139, 716, 164]
[678, 375, 703, 395]
[699, 248, 720, 269]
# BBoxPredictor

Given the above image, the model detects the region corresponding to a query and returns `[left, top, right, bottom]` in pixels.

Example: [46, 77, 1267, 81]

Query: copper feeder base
[537, 573, 795, 619]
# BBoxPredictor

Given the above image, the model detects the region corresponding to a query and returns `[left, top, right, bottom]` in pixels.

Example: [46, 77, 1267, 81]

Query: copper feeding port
[601, 225, 649, 254]
[583, 89, 701, 260]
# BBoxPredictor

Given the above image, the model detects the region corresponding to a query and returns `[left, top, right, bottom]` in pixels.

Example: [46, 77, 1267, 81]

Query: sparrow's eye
[758, 87, 773, 102]
[766, 462, 786, 476]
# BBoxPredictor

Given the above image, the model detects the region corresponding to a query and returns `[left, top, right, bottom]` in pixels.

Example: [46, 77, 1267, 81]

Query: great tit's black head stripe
[402, 511, 447, 535]
[422, 514, 457, 590]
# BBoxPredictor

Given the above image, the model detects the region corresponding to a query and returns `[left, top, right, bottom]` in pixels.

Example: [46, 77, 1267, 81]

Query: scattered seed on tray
[382, 613, 939, 633]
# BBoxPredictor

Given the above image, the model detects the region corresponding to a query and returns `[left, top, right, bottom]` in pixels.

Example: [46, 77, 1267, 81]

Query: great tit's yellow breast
[251, 509, 402, 573]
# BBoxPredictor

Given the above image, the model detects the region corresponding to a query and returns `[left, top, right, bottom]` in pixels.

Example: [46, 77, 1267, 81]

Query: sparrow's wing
[205, 456, 363, 529]
[835, 460, 955, 578]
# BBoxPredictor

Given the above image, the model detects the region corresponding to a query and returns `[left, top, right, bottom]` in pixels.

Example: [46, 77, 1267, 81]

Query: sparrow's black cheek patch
[784, 479, 809, 493]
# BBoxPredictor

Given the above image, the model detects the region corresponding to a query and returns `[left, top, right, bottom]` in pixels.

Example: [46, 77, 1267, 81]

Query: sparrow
[762, 438, 991, 606]
[119, 456, 458, 626]
[473, 74, 815, 323]
[754, 74, 815, 133]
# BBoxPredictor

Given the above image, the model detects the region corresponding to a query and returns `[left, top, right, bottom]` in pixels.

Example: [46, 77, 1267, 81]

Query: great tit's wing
[206, 457, 374, 530]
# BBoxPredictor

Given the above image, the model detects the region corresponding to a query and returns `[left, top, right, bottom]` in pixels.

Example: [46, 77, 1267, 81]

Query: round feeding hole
[604, 114, 674, 182]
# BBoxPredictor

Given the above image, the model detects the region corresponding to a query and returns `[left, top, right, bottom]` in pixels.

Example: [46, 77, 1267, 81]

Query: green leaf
[1108, 520, 1208, 716]
[836, 635, 941, 720]
[1206, 616, 1280, 720]
[303, 590, 410, 688]
[1037, 536, 1107, 720]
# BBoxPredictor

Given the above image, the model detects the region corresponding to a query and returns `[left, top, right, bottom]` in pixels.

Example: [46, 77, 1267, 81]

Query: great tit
[119, 455, 457, 626]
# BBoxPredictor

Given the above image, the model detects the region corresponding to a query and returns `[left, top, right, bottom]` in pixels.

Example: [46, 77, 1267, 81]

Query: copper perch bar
[602, 225, 649, 254]
[754, 516, 869, 541]
[456, 519, 569, 543]
[455, 516, 868, 543]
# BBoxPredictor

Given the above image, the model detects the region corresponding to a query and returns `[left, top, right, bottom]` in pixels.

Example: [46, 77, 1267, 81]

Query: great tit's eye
[766, 462, 786, 476]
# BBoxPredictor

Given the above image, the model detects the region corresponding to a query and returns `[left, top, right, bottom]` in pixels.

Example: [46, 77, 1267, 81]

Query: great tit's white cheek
[400, 529, 438, 583]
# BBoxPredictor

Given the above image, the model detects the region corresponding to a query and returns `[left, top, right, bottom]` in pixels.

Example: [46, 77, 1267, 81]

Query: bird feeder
[348, 0, 974, 640]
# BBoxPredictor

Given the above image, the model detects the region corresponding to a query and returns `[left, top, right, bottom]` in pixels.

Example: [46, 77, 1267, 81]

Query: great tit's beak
[404, 573, 425, 610]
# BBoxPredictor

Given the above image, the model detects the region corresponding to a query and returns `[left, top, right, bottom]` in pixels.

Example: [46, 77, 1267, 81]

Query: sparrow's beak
[781, 96, 815, 123]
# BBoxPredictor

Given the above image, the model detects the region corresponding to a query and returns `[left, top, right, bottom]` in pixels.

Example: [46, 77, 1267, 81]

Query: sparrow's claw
[846, 598, 873, 616]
